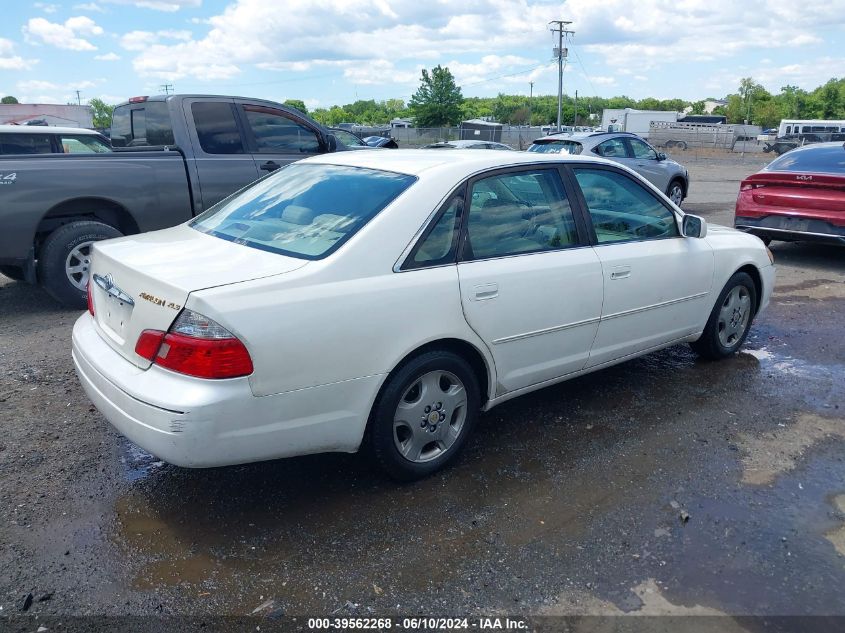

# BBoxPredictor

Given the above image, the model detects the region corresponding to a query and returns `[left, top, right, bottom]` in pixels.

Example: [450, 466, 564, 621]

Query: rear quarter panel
[0, 152, 193, 262]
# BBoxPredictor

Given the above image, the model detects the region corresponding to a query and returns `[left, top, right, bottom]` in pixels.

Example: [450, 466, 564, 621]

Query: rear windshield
[110, 101, 175, 147]
[527, 140, 583, 155]
[191, 163, 417, 259]
[765, 145, 845, 175]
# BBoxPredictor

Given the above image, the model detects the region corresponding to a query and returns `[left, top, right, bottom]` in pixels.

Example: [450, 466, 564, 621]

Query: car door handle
[473, 283, 498, 300]
[260, 161, 281, 172]
[610, 266, 631, 280]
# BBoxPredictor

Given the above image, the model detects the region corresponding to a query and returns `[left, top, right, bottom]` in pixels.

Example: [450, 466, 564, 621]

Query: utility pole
[528, 81, 534, 127]
[574, 89, 578, 126]
[160, 84, 174, 95]
[74, 90, 81, 105]
[549, 20, 574, 132]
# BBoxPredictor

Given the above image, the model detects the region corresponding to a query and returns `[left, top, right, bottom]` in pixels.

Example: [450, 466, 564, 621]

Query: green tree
[690, 100, 706, 115]
[88, 97, 114, 128]
[1, 95, 19, 104]
[409, 65, 463, 127]
[817, 79, 843, 119]
[283, 99, 308, 115]
[753, 99, 782, 129]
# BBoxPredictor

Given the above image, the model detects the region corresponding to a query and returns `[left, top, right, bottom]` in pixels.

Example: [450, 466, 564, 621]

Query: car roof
[0, 125, 103, 135]
[531, 131, 641, 144]
[303, 148, 611, 177]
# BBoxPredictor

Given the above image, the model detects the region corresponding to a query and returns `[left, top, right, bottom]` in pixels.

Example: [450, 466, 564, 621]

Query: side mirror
[682, 214, 707, 239]
[325, 133, 338, 153]
[656, 152, 667, 161]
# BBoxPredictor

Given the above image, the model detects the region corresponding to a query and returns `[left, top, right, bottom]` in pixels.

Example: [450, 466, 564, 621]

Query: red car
[734, 142, 845, 245]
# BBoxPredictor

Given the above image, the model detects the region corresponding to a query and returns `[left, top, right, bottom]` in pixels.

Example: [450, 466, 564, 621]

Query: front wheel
[690, 272, 757, 360]
[368, 351, 480, 481]
[37, 220, 123, 308]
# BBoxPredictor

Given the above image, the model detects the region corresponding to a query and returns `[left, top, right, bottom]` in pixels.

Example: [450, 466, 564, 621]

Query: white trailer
[601, 108, 679, 138]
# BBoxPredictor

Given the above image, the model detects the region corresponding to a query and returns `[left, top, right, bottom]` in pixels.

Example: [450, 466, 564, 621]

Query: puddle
[738, 413, 845, 485]
[740, 345, 844, 380]
[773, 279, 845, 301]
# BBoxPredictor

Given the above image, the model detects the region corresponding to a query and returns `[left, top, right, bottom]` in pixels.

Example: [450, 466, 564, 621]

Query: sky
[1, 0, 844, 109]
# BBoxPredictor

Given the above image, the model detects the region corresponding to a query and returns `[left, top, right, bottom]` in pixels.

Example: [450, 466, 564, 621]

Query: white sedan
[72, 150, 775, 480]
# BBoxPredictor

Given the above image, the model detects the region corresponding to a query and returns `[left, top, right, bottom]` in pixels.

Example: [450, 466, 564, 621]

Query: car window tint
[59, 135, 111, 153]
[527, 140, 583, 155]
[243, 105, 320, 154]
[333, 129, 364, 147]
[628, 138, 657, 160]
[404, 192, 463, 269]
[594, 138, 628, 158]
[574, 168, 679, 244]
[191, 164, 415, 260]
[0, 133, 52, 154]
[464, 170, 578, 260]
[765, 145, 845, 174]
[192, 102, 245, 154]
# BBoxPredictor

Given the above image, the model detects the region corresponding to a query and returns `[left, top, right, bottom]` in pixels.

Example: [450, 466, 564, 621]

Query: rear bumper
[735, 216, 845, 246]
[72, 313, 382, 468]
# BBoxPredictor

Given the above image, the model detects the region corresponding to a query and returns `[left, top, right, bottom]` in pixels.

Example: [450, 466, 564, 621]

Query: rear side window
[527, 140, 583, 154]
[574, 168, 679, 243]
[110, 101, 174, 147]
[766, 146, 845, 174]
[403, 191, 463, 269]
[192, 102, 245, 154]
[463, 170, 579, 260]
[59, 135, 111, 153]
[0, 133, 52, 154]
[594, 138, 628, 158]
[191, 163, 416, 259]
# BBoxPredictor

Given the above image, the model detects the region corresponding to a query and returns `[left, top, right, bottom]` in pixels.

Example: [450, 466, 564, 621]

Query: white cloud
[0, 37, 38, 70]
[74, 3, 106, 11]
[17, 79, 99, 93]
[591, 75, 616, 86]
[34, 2, 60, 13]
[23, 16, 104, 51]
[103, 0, 201, 11]
[121, 29, 191, 51]
[94, 52, 121, 60]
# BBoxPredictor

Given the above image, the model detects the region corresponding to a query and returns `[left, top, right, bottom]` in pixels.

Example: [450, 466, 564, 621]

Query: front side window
[0, 134, 52, 154]
[192, 102, 245, 155]
[628, 138, 658, 160]
[574, 168, 680, 244]
[594, 138, 628, 158]
[60, 135, 111, 153]
[243, 105, 320, 154]
[191, 163, 416, 259]
[463, 170, 579, 260]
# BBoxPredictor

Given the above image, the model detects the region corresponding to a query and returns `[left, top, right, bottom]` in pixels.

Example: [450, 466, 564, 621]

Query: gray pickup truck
[0, 94, 343, 307]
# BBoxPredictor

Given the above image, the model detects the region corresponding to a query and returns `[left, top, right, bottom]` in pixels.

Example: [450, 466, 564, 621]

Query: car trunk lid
[744, 172, 845, 214]
[88, 224, 308, 368]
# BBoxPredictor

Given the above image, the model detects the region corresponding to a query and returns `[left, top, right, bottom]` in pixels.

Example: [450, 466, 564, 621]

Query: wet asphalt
[0, 154, 843, 628]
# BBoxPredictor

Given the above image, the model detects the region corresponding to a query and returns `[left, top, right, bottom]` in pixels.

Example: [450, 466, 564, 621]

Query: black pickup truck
[0, 94, 343, 307]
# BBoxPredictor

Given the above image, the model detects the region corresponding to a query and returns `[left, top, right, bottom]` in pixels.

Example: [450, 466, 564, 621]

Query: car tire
[690, 272, 757, 360]
[667, 180, 685, 206]
[0, 265, 25, 282]
[38, 220, 122, 308]
[368, 350, 480, 481]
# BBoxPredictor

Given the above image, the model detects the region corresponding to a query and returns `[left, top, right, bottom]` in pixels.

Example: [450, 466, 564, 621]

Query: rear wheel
[0, 265, 25, 281]
[369, 351, 480, 481]
[691, 272, 757, 360]
[37, 220, 122, 308]
[667, 180, 685, 206]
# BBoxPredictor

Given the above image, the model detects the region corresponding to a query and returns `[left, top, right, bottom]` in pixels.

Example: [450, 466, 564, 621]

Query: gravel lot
[1, 153, 844, 629]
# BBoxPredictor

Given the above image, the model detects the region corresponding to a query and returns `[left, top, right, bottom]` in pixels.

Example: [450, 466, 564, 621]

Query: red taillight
[135, 329, 166, 361]
[87, 281, 95, 316]
[155, 332, 253, 379]
[740, 181, 755, 191]
[133, 310, 253, 379]
[128, 96, 148, 103]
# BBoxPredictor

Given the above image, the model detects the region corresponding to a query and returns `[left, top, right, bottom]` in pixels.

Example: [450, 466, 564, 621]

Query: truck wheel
[0, 265, 25, 282]
[38, 220, 122, 308]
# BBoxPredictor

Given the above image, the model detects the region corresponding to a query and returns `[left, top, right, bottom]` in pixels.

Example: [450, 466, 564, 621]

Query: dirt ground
[1, 153, 844, 630]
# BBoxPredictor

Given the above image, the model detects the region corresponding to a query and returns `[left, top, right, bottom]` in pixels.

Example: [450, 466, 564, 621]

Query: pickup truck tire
[38, 220, 123, 308]
[0, 265, 25, 281]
